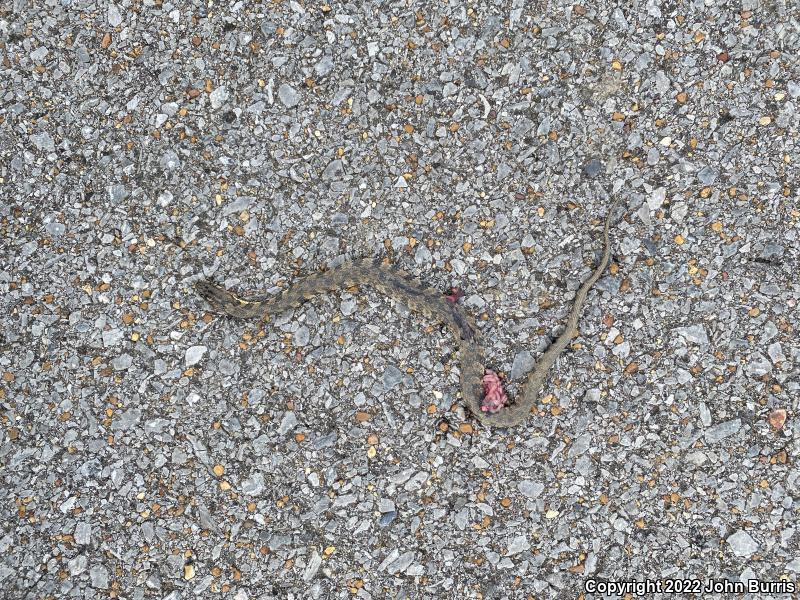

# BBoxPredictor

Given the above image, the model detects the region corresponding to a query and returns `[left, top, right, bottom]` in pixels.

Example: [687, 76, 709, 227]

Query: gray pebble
[45, 222, 65, 236]
[68, 555, 87, 576]
[454, 508, 469, 530]
[655, 70, 670, 93]
[31, 131, 54, 152]
[582, 159, 603, 177]
[314, 56, 334, 77]
[185, 345, 207, 367]
[278, 83, 300, 108]
[379, 511, 396, 527]
[112, 354, 133, 370]
[414, 245, 432, 265]
[506, 535, 530, 556]
[699, 403, 711, 427]
[767, 342, 785, 363]
[313, 433, 337, 449]
[686, 451, 708, 466]
[302, 551, 322, 582]
[466, 294, 485, 309]
[382, 365, 403, 390]
[648, 187, 666, 210]
[145, 418, 170, 435]
[157, 190, 173, 206]
[210, 85, 229, 109]
[340, 297, 357, 316]
[727, 530, 759, 558]
[30, 46, 48, 62]
[74, 522, 92, 545]
[294, 325, 310, 346]
[387, 551, 415, 574]
[705, 418, 742, 444]
[108, 184, 128, 202]
[379, 549, 399, 571]
[278, 411, 298, 435]
[241, 473, 265, 496]
[107, 3, 123, 26]
[697, 165, 718, 184]
[671, 201, 689, 222]
[102, 329, 123, 347]
[218, 359, 236, 376]
[760, 321, 779, 347]
[248, 388, 265, 403]
[745, 352, 772, 377]
[322, 159, 343, 180]
[222, 197, 252, 216]
[333, 494, 356, 508]
[517, 480, 545, 498]
[160, 149, 180, 170]
[568, 434, 591, 457]
[674, 325, 709, 345]
[113, 408, 141, 431]
[510, 350, 534, 379]
[90, 565, 109, 589]
[450, 258, 467, 275]
[584, 388, 601, 403]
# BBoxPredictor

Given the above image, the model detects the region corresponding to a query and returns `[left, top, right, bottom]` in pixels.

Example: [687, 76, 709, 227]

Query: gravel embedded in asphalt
[1, 1, 798, 598]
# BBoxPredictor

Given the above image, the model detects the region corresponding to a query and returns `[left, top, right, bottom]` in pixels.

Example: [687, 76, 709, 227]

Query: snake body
[195, 201, 618, 427]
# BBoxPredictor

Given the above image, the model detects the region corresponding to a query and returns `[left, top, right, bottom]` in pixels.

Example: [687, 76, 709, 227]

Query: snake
[195, 200, 619, 427]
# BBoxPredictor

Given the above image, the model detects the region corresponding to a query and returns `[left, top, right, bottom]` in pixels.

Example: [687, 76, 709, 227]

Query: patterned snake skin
[195, 201, 619, 427]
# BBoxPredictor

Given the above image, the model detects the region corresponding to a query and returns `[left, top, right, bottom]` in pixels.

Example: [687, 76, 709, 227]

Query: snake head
[194, 280, 232, 313]
[481, 369, 508, 413]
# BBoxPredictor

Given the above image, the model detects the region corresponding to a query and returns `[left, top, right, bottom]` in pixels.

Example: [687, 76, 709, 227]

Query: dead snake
[195, 201, 619, 427]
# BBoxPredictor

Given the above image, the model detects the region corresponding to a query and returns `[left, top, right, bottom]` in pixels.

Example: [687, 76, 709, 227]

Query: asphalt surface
[1, 1, 798, 598]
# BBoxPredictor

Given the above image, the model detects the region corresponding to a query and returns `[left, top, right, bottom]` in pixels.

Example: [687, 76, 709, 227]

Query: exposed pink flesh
[445, 287, 464, 304]
[481, 369, 508, 413]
